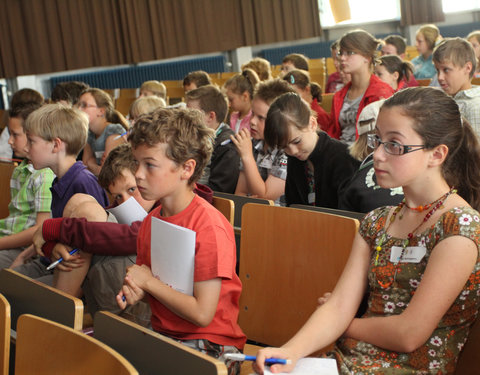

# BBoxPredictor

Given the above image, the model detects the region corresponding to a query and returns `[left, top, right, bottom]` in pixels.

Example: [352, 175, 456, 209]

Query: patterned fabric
[332, 206, 480, 374]
[239, 139, 288, 206]
[0, 160, 54, 237]
[178, 338, 241, 375]
[454, 85, 480, 138]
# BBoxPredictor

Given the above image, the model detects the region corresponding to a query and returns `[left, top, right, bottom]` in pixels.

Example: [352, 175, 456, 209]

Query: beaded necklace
[374, 187, 456, 289]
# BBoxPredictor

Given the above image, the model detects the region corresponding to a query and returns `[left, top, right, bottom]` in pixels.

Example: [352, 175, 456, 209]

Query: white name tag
[95, 151, 104, 159]
[390, 246, 426, 263]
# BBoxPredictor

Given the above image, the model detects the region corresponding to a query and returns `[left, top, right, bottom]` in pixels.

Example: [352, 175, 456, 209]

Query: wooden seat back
[213, 192, 273, 230]
[238, 204, 359, 347]
[16, 314, 138, 375]
[289, 204, 364, 220]
[0, 269, 83, 331]
[0, 294, 9, 375]
[455, 315, 480, 374]
[212, 196, 234, 226]
[94, 311, 227, 375]
[0, 162, 15, 220]
[320, 93, 334, 113]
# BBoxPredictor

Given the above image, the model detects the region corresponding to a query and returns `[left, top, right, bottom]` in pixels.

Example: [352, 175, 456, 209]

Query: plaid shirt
[454, 85, 480, 138]
[0, 160, 54, 237]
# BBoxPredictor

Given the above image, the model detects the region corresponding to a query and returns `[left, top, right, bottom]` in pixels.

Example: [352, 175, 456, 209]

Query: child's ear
[308, 116, 317, 132]
[181, 159, 196, 181]
[393, 71, 400, 82]
[464, 61, 473, 75]
[52, 137, 64, 153]
[429, 144, 448, 168]
[241, 91, 250, 101]
[98, 107, 106, 118]
[207, 111, 216, 123]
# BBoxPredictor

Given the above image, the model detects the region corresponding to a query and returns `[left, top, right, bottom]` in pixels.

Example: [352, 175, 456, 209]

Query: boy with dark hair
[281, 53, 310, 75]
[0, 104, 55, 269]
[12, 103, 108, 279]
[185, 85, 239, 193]
[433, 37, 480, 136]
[382, 34, 407, 57]
[117, 108, 245, 374]
[182, 71, 212, 93]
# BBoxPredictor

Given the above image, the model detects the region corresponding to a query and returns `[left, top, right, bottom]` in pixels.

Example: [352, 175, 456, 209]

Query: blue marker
[46, 248, 79, 271]
[224, 353, 291, 365]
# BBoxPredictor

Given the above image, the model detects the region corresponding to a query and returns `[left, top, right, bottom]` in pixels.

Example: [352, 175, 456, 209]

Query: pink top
[229, 110, 252, 133]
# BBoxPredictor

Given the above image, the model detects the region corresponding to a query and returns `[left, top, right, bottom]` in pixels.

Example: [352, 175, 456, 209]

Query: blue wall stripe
[50, 55, 226, 90]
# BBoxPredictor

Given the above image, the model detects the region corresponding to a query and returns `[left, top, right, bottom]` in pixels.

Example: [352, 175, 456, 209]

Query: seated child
[51, 81, 89, 106]
[282, 69, 330, 132]
[78, 88, 129, 175]
[241, 57, 273, 81]
[183, 71, 212, 93]
[138, 80, 167, 101]
[185, 85, 240, 193]
[129, 96, 166, 125]
[466, 30, 480, 78]
[433, 37, 480, 137]
[224, 69, 260, 133]
[280, 53, 309, 76]
[32, 142, 213, 316]
[232, 79, 296, 205]
[117, 108, 246, 375]
[254, 87, 480, 375]
[264, 92, 359, 208]
[0, 104, 55, 269]
[12, 103, 109, 280]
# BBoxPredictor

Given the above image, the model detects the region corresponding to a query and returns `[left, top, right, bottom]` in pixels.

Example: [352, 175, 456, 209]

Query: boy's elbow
[191, 311, 215, 328]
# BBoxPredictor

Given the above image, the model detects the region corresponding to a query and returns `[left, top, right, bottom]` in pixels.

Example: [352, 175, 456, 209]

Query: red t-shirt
[136, 194, 246, 349]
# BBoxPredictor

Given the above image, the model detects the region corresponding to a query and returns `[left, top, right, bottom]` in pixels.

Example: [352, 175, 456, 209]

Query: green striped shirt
[0, 160, 55, 237]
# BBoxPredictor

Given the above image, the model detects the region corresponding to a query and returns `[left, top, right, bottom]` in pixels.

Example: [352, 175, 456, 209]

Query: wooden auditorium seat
[15, 314, 138, 375]
[0, 161, 16, 220]
[212, 196, 234, 226]
[0, 294, 9, 375]
[94, 311, 227, 375]
[0, 269, 83, 331]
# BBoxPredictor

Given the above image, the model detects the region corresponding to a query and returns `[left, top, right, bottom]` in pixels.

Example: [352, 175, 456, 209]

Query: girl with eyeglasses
[254, 87, 480, 374]
[327, 29, 394, 145]
[78, 88, 129, 176]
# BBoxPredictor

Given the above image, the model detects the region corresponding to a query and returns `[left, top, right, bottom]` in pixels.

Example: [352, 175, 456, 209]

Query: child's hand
[253, 347, 297, 374]
[51, 243, 84, 272]
[10, 245, 36, 269]
[117, 274, 146, 308]
[32, 226, 46, 256]
[125, 264, 153, 289]
[231, 129, 253, 159]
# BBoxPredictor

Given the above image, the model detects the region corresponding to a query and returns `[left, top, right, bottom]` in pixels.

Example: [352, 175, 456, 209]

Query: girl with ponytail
[224, 68, 260, 133]
[254, 87, 480, 374]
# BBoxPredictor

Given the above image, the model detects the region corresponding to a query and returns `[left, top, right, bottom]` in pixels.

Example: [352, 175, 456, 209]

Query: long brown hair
[381, 87, 480, 210]
[82, 88, 129, 130]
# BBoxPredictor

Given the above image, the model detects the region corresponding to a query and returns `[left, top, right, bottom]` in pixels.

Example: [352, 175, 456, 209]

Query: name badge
[390, 246, 426, 263]
[95, 151, 104, 159]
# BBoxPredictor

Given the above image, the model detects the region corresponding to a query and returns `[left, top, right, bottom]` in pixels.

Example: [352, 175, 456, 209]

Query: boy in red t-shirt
[116, 108, 246, 375]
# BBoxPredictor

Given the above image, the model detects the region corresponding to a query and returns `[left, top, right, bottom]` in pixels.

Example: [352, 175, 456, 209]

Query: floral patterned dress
[331, 206, 480, 374]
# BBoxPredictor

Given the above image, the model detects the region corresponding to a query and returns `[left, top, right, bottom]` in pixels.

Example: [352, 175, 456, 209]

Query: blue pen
[220, 139, 232, 146]
[114, 131, 128, 140]
[224, 353, 291, 365]
[46, 248, 79, 271]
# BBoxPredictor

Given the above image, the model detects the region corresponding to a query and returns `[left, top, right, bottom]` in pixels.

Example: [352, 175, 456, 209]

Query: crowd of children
[0, 23, 479, 375]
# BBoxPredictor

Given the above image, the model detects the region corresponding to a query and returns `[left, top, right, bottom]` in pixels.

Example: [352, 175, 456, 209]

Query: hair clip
[290, 75, 295, 85]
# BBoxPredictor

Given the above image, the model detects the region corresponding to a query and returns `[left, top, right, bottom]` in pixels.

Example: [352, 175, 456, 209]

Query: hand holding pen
[46, 248, 80, 270]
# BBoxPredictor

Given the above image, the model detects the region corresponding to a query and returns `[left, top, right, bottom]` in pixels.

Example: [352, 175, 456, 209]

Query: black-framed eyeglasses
[367, 134, 426, 155]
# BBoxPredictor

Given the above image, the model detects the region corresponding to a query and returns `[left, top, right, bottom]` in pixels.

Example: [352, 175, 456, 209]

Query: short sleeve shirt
[0, 161, 54, 237]
[87, 123, 125, 164]
[339, 93, 362, 145]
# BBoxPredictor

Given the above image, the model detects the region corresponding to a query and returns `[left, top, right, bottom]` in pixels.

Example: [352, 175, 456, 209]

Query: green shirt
[0, 160, 54, 237]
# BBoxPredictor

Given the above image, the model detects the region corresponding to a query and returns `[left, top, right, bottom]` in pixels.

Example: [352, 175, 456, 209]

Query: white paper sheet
[107, 196, 148, 225]
[263, 358, 339, 375]
[150, 216, 196, 296]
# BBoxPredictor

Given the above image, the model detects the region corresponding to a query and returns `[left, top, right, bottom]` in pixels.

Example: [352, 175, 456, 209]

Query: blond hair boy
[433, 37, 480, 137]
